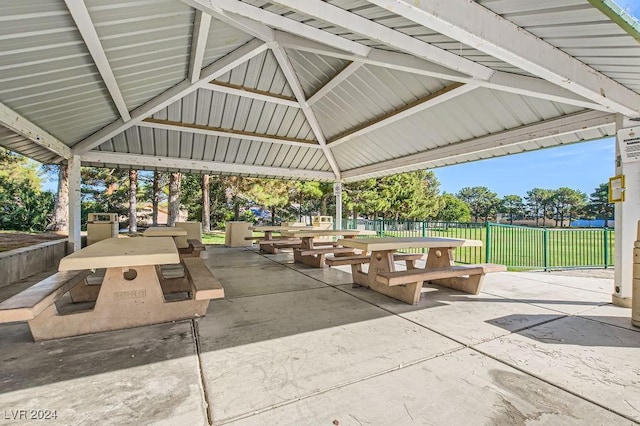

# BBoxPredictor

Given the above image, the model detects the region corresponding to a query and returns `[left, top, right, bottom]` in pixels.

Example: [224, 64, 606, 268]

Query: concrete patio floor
[0, 245, 638, 425]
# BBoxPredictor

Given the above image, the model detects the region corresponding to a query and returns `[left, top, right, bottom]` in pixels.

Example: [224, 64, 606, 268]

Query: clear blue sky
[436, 0, 640, 198]
[435, 138, 615, 198]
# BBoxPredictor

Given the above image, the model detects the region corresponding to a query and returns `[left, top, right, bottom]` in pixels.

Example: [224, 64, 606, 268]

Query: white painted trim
[366, 0, 640, 117]
[274, 31, 606, 112]
[68, 155, 82, 252]
[180, 0, 274, 41]
[0, 101, 72, 159]
[269, 0, 491, 80]
[138, 119, 320, 149]
[64, 0, 131, 121]
[308, 62, 364, 106]
[188, 10, 212, 83]
[329, 83, 478, 148]
[81, 151, 335, 181]
[342, 111, 616, 181]
[206, 0, 371, 57]
[271, 46, 342, 179]
[72, 39, 268, 155]
[203, 82, 300, 108]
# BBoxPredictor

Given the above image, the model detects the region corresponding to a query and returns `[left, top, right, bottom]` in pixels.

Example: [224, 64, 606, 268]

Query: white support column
[334, 182, 343, 230]
[68, 155, 82, 252]
[613, 115, 639, 308]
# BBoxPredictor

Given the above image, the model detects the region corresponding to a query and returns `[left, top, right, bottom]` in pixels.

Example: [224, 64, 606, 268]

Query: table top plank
[143, 227, 188, 237]
[283, 229, 359, 237]
[59, 237, 180, 271]
[249, 226, 315, 232]
[337, 237, 482, 252]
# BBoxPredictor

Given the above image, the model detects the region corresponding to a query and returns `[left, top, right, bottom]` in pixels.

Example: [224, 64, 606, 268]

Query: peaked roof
[1, 0, 638, 182]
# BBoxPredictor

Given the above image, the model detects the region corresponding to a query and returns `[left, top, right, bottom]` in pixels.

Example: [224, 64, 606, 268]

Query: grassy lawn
[201, 231, 227, 245]
[379, 225, 614, 269]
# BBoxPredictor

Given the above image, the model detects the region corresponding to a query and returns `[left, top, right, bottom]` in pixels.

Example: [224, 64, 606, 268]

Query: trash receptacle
[312, 216, 333, 230]
[312, 216, 333, 241]
[225, 221, 252, 247]
[87, 213, 119, 245]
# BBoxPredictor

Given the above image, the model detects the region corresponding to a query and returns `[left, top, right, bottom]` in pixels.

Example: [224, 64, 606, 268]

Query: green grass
[201, 231, 226, 245]
[376, 224, 614, 270]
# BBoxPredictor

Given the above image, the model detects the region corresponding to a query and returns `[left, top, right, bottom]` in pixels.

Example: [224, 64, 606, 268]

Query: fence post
[485, 222, 491, 263]
[543, 228, 549, 271]
[422, 220, 427, 253]
[603, 227, 609, 269]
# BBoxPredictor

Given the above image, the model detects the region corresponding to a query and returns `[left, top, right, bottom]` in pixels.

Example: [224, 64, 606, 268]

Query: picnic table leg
[334, 234, 357, 257]
[425, 247, 485, 294]
[357, 250, 423, 304]
[69, 272, 102, 303]
[27, 265, 209, 341]
[294, 237, 325, 268]
[259, 231, 280, 254]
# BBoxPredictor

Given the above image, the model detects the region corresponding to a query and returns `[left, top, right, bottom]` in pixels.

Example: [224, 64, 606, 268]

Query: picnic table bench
[337, 237, 506, 304]
[0, 237, 223, 341]
[143, 226, 205, 258]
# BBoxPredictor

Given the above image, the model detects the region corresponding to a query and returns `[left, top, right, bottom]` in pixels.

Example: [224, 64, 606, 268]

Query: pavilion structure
[1, 0, 640, 311]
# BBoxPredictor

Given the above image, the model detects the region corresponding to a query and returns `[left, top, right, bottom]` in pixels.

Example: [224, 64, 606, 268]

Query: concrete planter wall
[0, 239, 68, 288]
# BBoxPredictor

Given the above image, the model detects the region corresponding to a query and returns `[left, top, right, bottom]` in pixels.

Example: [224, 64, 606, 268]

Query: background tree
[128, 169, 138, 232]
[247, 179, 293, 225]
[80, 167, 129, 228]
[0, 148, 54, 231]
[525, 188, 547, 226]
[167, 172, 181, 226]
[588, 183, 614, 220]
[344, 179, 384, 221]
[378, 171, 442, 220]
[48, 164, 69, 231]
[456, 186, 500, 222]
[551, 187, 587, 226]
[435, 193, 471, 222]
[202, 174, 210, 231]
[500, 194, 524, 224]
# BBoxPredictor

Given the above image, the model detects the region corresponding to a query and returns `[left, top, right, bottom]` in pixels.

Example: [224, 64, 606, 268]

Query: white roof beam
[329, 83, 477, 148]
[268, 0, 492, 80]
[180, 0, 274, 41]
[72, 39, 268, 155]
[64, 0, 131, 121]
[140, 118, 320, 149]
[366, 0, 640, 117]
[0, 102, 72, 160]
[204, 81, 300, 108]
[81, 151, 335, 181]
[308, 62, 364, 107]
[188, 10, 212, 83]
[271, 46, 342, 179]
[207, 0, 371, 57]
[342, 110, 616, 181]
[275, 31, 607, 112]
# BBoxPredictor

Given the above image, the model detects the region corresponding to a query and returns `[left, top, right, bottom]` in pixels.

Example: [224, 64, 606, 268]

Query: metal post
[543, 228, 549, 271]
[334, 181, 342, 230]
[68, 155, 82, 252]
[421, 220, 427, 253]
[485, 222, 491, 263]
[603, 227, 609, 269]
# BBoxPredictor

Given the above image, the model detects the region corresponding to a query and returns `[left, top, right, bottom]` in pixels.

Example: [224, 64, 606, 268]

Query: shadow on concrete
[486, 314, 640, 347]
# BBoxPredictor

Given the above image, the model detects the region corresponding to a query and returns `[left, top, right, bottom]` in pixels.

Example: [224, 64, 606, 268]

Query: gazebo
[1, 0, 639, 311]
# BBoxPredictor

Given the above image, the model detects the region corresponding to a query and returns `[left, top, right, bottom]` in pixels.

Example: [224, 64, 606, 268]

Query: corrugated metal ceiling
[0, 0, 637, 183]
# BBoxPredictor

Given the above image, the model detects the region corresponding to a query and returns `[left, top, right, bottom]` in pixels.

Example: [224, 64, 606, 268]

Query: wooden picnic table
[21, 237, 223, 340]
[337, 237, 504, 304]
